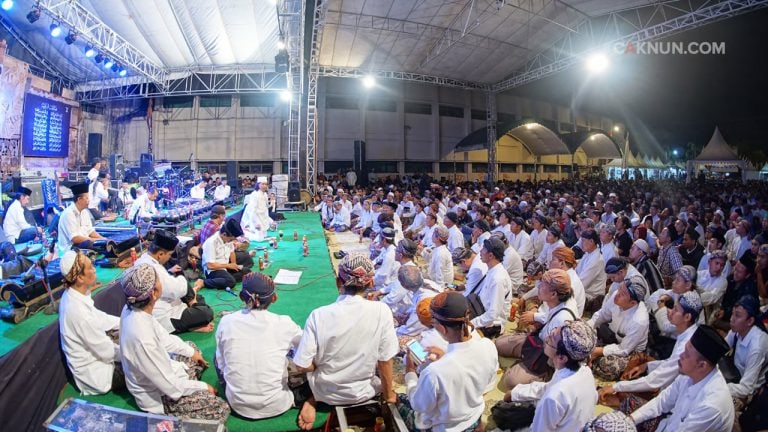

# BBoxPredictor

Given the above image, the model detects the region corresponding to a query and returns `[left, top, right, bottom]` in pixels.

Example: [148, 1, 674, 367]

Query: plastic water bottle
[130, 248, 137, 263]
[293, 230, 298, 241]
[258, 256, 264, 271]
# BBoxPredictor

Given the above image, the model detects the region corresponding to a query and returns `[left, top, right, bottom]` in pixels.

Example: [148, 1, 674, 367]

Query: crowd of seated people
[56, 173, 768, 432]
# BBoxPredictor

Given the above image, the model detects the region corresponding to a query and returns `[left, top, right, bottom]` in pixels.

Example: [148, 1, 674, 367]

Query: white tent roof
[694, 127, 741, 161]
[506, 123, 570, 156]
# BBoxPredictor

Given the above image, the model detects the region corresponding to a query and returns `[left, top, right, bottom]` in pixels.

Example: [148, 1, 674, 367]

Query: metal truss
[486, 91, 497, 182]
[76, 65, 286, 102]
[305, 0, 329, 196]
[36, 0, 166, 87]
[318, 66, 488, 90]
[492, 0, 768, 92]
[281, 0, 304, 188]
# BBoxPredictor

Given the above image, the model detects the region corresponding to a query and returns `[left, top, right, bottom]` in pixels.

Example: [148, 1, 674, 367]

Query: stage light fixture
[103, 58, 114, 69]
[613, 125, 620, 132]
[65, 31, 77, 45]
[50, 22, 62, 38]
[26, 7, 41, 23]
[277, 40, 285, 50]
[274, 50, 289, 73]
[586, 53, 609, 74]
[94, 53, 104, 63]
[111, 63, 119, 72]
[362, 75, 376, 88]
[84, 45, 96, 57]
[1, 0, 14, 11]
[119, 67, 127, 77]
[280, 90, 291, 102]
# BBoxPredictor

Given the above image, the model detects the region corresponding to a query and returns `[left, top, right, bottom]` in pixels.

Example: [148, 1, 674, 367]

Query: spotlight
[362, 75, 375, 88]
[94, 53, 104, 63]
[585, 53, 609, 74]
[26, 7, 40, 23]
[111, 63, 119, 72]
[590, 135, 597, 140]
[65, 31, 77, 45]
[1, 0, 14, 11]
[279, 90, 291, 102]
[119, 67, 127, 77]
[274, 50, 289, 73]
[103, 58, 114, 69]
[84, 45, 96, 58]
[525, 123, 535, 130]
[613, 125, 620, 132]
[50, 22, 62, 38]
[277, 40, 285, 50]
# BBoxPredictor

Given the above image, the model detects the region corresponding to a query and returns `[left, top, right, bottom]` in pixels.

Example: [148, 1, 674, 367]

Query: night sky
[507, 7, 768, 161]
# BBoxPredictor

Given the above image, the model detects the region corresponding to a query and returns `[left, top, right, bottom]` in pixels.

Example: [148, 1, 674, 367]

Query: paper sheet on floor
[274, 269, 302, 284]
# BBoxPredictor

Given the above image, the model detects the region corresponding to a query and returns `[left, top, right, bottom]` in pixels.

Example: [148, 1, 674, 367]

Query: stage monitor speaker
[288, 181, 300, 202]
[87, 133, 102, 163]
[139, 153, 154, 176]
[110, 154, 124, 181]
[226, 161, 238, 187]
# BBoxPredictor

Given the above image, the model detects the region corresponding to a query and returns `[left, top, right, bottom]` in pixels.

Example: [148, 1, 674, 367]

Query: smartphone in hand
[406, 339, 429, 364]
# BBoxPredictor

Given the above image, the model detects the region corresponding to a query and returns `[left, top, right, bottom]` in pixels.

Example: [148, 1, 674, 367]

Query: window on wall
[162, 96, 194, 109]
[281, 161, 289, 174]
[500, 163, 518, 173]
[439, 162, 466, 173]
[326, 96, 359, 110]
[324, 161, 353, 173]
[472, 163, 490, 173]
[367, 161, 399, 173]
[522, 164, 537, 173]
[404, 102, 432, 115]
[239, 162, 273, 174]
[543, 165, 559, 173]
[198, 162, 228, 174]
[404, 161, 433, 173]
[366, 98, 397, 112]
[439, 105, 464, 118]
[561, 165, 572, 173]
[559, 122, 574, 133]
[471, 109, 486, 120]
[240, 93, 277, 107]
[200, 95, 232, 108]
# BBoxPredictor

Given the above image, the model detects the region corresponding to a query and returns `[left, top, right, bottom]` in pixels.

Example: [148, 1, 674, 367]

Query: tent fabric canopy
[561, 130, 623, 159]
[694, 127, 742, 162]
[453, 119, 570, 156]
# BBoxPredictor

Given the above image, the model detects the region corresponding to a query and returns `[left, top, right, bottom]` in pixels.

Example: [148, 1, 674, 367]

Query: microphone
[224, 287, 238, 297]
[21, 262, 38, 282]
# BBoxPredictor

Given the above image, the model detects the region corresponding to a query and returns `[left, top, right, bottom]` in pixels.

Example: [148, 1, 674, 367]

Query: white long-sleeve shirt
[600, 241, 617, 263]
[120, 307, 207, 414]
[446, 225, 464, 252]
[509, 230, 534, 262]
[57, 204, 96, 253]
[510, 366, 598, 432]
[396, 287, 439, 337]
[631, 369, 734, 432]
[502, 246, 524, 290]
[696, 269, 728, 307]
[587, 300, 649, 357]
[470, 232, 491, 255]
[429, 245, 454, 288]
[374, 244, 398, 290]
[469, 263, 512, 329]
[575, 248, 607, 301]
[135, 254, 189, 333]
[59, 289, 120, 395]
[128, 194, 157, 223]
[530, 228, 546, 258]
[202, 231, 234, 274]
[565, 268, 586, 318]
[613, 324, 698, 393]
[88, 182, 109, 209]
[462, 254, 488, 295]
[726, 326, 768, 399]
[354, 210, 374, 229]
[213, 185, 231, 201]
[2, 200, 32, 243]
[215, 309, 302, 419]
[538, 239, 565, 266]
[405, 211, 427, 235]
[404, 337, 498, 432]
[330, 207, 351, 228]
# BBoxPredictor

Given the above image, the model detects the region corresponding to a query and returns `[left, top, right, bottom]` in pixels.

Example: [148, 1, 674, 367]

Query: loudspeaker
[226, 161, 238, 187]
[139, 153, 154, 176]
[288, 181, 300, 202]
[353, 140, 366, 171]
[87, 133, 102, 163]
[110, 153, 124, 181]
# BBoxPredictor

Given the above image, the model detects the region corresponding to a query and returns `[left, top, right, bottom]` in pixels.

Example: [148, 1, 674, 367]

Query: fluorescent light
[362, 75, 375, 88]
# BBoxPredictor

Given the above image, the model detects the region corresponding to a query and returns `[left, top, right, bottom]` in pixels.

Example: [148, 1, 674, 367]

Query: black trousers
[171, 288, 214, 333]
[204, 269, 241, 289]
[234, 250, 254, 271]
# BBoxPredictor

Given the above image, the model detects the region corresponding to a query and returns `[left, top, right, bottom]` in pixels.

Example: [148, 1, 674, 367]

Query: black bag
[491, 400, 536, 431]
[740, 370, 768, 432]
[466, 274, 487, 320]
[521, 308, 576, 375]
[718, 334, 742, 384]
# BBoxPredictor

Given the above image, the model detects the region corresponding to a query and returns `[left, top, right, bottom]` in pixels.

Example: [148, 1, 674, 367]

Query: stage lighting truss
[93, 53, 103, 63]
[65, 30, 77, 45]
[84, 44, 95, 57]
[49, 21, 61, 37]
[26, 7, 40, 23]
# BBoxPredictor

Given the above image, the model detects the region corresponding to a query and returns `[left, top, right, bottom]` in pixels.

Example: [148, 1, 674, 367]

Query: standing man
[3, 186, 42, 244]
[58, 183, 105, 253]
[242, 178, 273, 241]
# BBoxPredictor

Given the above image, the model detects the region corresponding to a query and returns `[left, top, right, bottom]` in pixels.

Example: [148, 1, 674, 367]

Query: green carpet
[54, 212, 338, 431]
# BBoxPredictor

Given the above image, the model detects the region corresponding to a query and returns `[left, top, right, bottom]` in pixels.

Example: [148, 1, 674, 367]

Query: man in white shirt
[395, 265, 440, 337]
[530, 214, 548, 259]
[327, 201, 351, 232]
[128, 186, 159, 224]
[59, 250, 121, 395]
[725, 295, 768, 413]
[293, 254, 398, 430]
[428, 226, 454, 288]
[469, 219, 492, 254]
[136, 229, 213, 333]
[2, 186, 41, 244]
[189, 180, 208, 201]
[373, 227, 398, 290]
[213, 179, 231, 202]
[57, 183, 106, 253]
[537, 224, 566, 266]
[400, 291, 498, 432]
[202, 219, 244, 290]
[629, 325, 734, 432]
[443, 212, 465, 252]
[119, 264, 229, 421]
[346, 168, 357, 188]
[509, 216, 534, 262]
[588, 278, 650, 381]
[598, 222, 618, 264]
[216, 272, 305, 419]
[507, 320, 599, 431]
[452, 247, 487, 295]
[471, 237, 512, 338]
[576, 229, 607, 312]
[88, 173, 110, 220]
[242, 179, 273, 241]
[87, 158, 103, 183]
[697, 250, 729, 309]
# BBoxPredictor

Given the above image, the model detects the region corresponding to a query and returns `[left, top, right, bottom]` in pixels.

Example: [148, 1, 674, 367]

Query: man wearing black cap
[136, 229, 213, 334]
[2, 186, 42, 244]
[58, 182, 106, 253]
[629, 325, 734, 431]
[471, 237, 513, 338]
[201, 219, 245, 290]
[680, 227, 705, 268]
